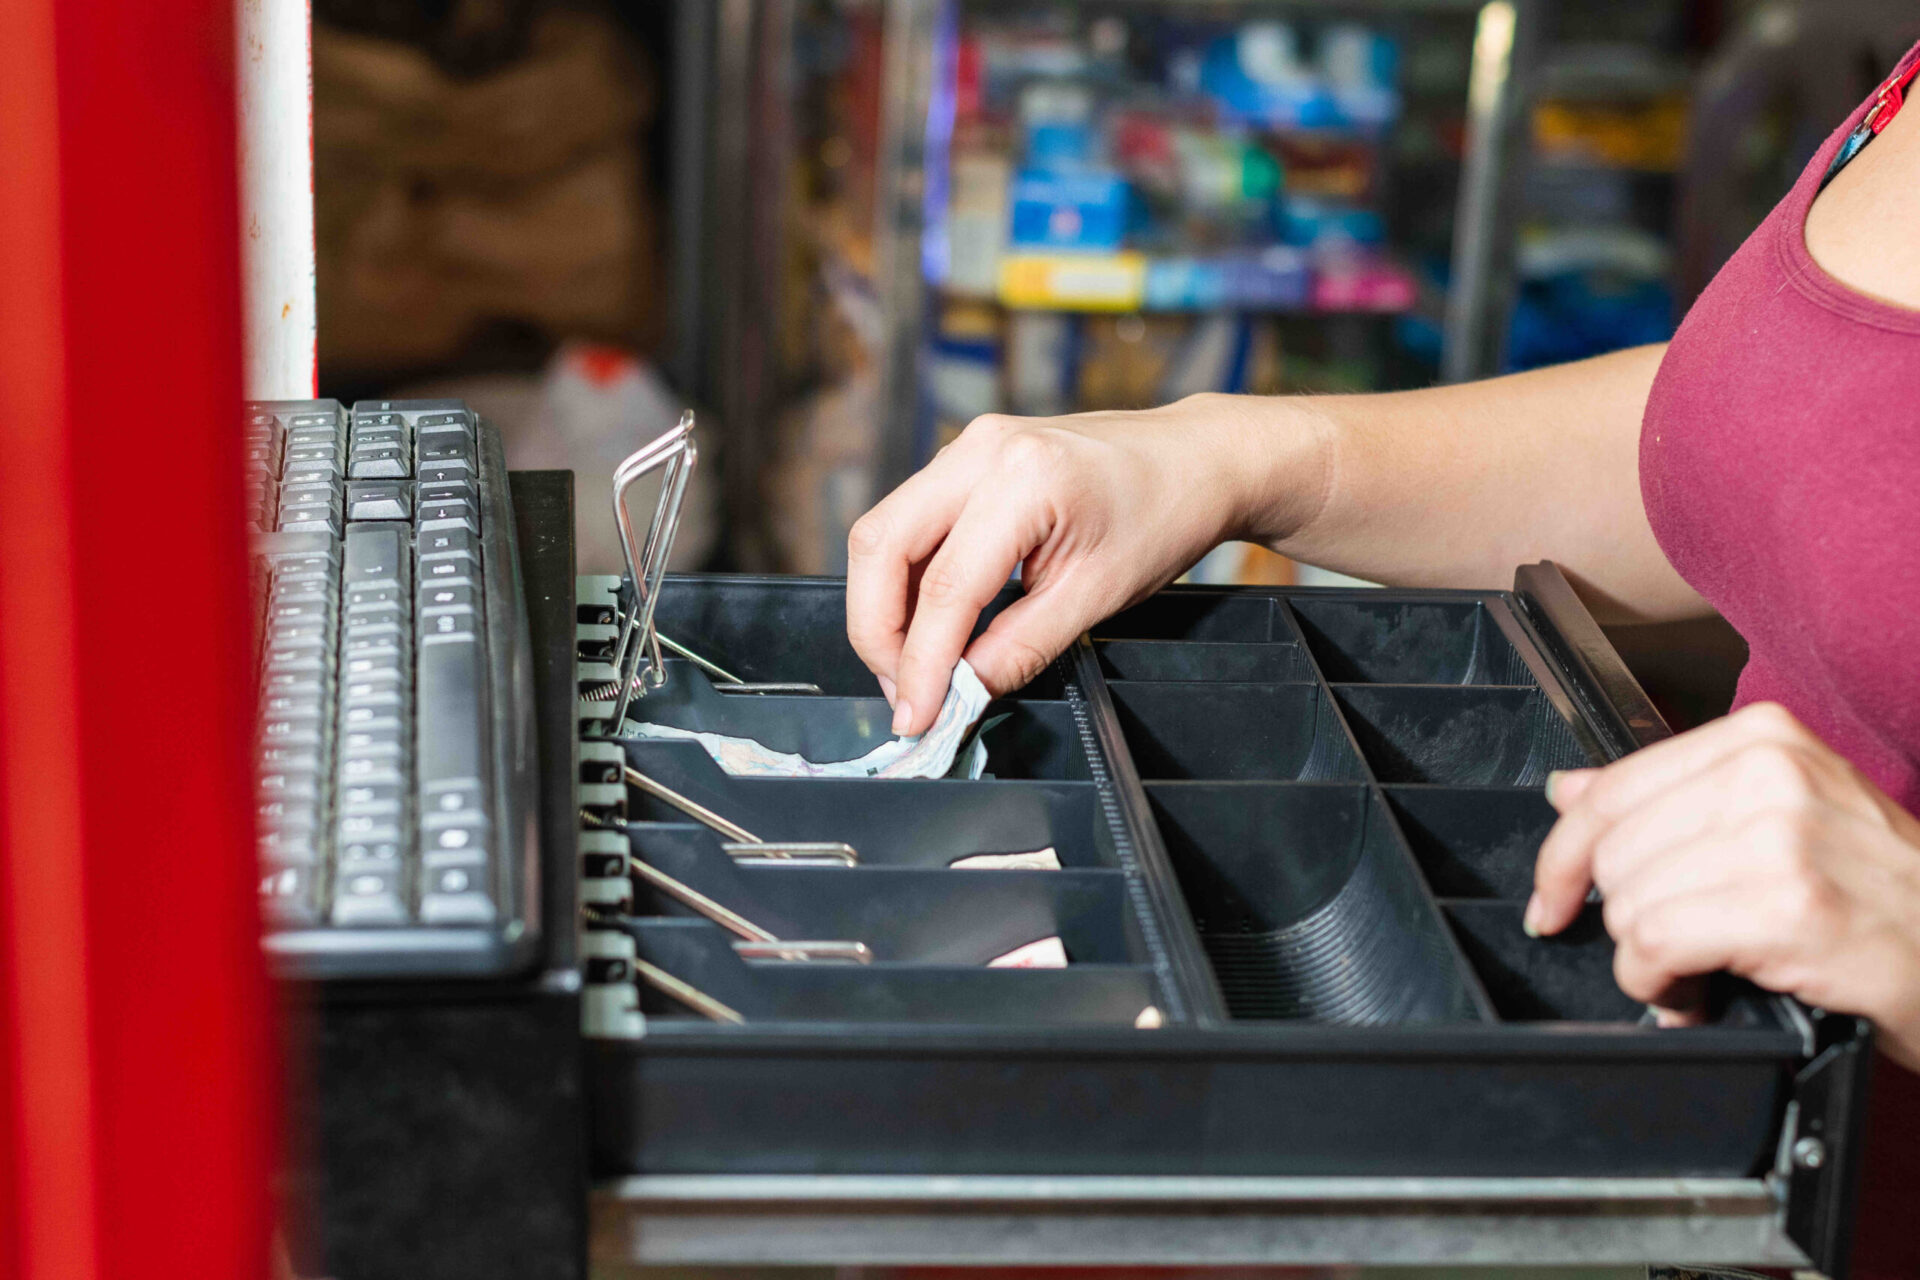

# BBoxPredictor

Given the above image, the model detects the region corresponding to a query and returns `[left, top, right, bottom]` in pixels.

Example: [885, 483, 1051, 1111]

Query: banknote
[987, 936, 1068, 968]
[949, 847, 1061, 870]
[627, 659, 993, 780]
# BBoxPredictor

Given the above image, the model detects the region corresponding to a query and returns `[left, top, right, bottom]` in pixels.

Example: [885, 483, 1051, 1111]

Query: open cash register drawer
[573, 565, 1871, 1275]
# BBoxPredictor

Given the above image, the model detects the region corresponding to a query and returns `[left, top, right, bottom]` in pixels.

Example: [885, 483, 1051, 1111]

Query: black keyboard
[247, 398, 540, 979]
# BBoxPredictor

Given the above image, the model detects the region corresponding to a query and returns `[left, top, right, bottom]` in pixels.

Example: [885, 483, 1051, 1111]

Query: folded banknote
[628, 659, 993, 780]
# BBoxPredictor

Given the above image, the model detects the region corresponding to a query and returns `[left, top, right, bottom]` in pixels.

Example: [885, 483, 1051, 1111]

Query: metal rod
[734, 940, 873, 965]
[626, 856, 776, 944]
[658, 631, 744, 684]
[1441, 0, 1541, 382]
[623, 766, 760, 844]
[633, 957, 746, 1025]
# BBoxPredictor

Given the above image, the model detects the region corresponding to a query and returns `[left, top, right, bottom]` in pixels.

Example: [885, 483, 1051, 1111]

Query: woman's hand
[845, 395, 1327, 735]
[1529, 701, 1920, 1068]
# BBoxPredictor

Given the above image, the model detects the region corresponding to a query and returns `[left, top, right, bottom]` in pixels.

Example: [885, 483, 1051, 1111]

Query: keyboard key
[418, 498, 479, 534]
[416, 439, 475, 472]
[421, 609, 478, 643]
[418, 583, 478, 616]
[260, 828, 321, 867]
[346, 482, 411, 520]
[421, 886, 496, 925]
[278, 504, 342, 537]
[417, 528, 479, 562]
[349, 447, 410, 480]
[260, 865, 320, 927]
[332, 867, 408, 926]
[340, 782, 405, 817]
[418, 636, 485, 804]
[343, 522, 404, 579]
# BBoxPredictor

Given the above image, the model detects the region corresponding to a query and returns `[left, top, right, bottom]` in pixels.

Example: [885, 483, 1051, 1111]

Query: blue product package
[1219, 246, 1313, 309]
[1199, 28, 1339, 129]
[1024, 120, 1099, 173]
[1008, 170, 1132, 252]
[1144, 257, 1229, 310]
[1277, 196, 1385, 248]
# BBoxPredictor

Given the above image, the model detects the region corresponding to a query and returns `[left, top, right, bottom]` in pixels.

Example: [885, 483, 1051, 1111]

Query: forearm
[1214, 344, 1708, 623]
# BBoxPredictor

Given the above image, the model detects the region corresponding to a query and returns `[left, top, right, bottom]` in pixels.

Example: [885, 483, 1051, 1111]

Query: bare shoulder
[1803, 102, 1920, 311]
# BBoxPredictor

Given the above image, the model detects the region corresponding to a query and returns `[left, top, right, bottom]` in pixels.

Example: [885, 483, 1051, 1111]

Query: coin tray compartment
[1096, 639, 1313, 683]
[632, 824, 1144, 966]
[642, 576, 1066, 698]
[1145, 782, 1484, 1023]
[1092, 591, 1283, 642]
[1291, 597, 1530, 685]
[626, 665, 1090, 781]
[624, 919, 1161, 1025]
[621, 740, 1117, 871]
[1108, 682, 1366, 781]
[1443, 902, 1642, 1022]
[1386, 786, 1557, 900]
[1333, 685, 1588, 786]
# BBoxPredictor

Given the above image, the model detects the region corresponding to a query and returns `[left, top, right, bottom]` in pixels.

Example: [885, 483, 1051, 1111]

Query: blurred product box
[1143, 247, 1312, 311]
[999, 251, 1148, 310]
[1009, 171, 1134, 251]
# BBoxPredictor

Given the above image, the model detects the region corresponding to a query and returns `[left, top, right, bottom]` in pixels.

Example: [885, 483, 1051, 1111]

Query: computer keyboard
[247, 398, 540, 980]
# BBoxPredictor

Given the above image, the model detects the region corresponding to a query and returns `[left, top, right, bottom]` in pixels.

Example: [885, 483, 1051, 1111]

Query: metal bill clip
[632, 957, 746, 1024]
[623, 766, 860, 866]
[656, 633, 824, 698]
[609, 411, 697, 726]
[626, 854, 872, 966]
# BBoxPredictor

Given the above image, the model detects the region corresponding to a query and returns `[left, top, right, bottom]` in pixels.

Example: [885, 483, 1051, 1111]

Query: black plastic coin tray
[575, 565, 1869, 1274]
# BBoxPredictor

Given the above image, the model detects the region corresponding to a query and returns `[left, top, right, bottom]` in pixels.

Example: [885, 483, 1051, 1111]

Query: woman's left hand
[1528, 701, 1920, 1069]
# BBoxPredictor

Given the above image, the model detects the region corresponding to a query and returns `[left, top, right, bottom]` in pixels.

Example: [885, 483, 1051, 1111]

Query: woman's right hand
[845, 394, 1328, 736]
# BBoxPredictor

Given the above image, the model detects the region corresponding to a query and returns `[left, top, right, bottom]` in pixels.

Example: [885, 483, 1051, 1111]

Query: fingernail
[878, 674, 896, 706]
[1544, 770, 1566, 807]
[1652, 1006, 1686, 1029]
[891, 701, 914, 736]
[1522, 893, 1543, 937]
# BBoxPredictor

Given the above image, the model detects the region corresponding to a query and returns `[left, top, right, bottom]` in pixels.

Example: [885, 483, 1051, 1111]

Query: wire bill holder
[623, 766, 859, 867]
[610, 411, 698, 728]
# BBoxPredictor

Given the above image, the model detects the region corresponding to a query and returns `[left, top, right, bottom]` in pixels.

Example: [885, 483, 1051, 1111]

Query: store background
[312, 0, 1920, 735]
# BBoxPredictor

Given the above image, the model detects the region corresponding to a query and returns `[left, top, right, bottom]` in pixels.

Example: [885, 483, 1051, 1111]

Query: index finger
[1529, 703, 1808, 934]
[891, 483, 1052, 735]
[844, 455, 978, 693]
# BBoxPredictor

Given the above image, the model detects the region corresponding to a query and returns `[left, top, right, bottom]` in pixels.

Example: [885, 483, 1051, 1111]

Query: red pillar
[0, 1, 273, 1277]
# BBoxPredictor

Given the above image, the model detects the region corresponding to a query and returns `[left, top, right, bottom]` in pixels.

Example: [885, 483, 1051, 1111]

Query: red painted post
[0, 1, 274, 1277]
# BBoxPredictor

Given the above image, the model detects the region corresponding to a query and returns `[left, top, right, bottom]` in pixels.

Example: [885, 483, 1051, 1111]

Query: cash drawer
[576, 565, 1870, 1276]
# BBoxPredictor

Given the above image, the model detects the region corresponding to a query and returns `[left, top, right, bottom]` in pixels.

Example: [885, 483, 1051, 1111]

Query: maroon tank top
[1640, 45, 1920, 1279]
